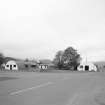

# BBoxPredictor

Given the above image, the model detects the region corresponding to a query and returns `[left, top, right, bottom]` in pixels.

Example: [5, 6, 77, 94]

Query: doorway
[85, 65, 89, 71]
[10, 65, 12, 70]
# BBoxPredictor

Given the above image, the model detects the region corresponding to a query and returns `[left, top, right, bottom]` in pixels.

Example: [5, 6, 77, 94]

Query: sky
[0, 0, 105, 61]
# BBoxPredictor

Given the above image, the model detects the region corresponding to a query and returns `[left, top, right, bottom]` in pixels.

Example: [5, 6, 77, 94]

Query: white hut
[39, 64, 48, 70]
[77, 62, 97, 72]
[5, 60, 18, 70]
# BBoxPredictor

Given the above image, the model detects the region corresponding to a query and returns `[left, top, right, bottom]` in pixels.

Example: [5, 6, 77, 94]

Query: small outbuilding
[39, 64, 48, 70]
[77, 62, 97, 72]
[5, 60, 18, 70]
[38, 59, 54, 70]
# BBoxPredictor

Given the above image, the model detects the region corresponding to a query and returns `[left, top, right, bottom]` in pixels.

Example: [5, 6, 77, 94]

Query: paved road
[0, 72, 105, 105]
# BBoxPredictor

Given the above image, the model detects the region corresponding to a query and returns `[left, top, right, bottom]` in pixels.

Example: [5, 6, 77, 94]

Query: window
[6, 65, 9, 67]
[31, 65, 36, 68]
[14, 65, 16, 67]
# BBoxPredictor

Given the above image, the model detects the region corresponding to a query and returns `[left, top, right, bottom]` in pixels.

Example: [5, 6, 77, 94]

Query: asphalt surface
[0, 71, 105, 105]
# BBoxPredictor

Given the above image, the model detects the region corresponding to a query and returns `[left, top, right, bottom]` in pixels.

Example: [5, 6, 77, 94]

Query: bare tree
[53, 50, 64, 69]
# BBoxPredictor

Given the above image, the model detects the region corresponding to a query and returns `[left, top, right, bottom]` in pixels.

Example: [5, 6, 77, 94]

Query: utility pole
[86, 52, 88, 63]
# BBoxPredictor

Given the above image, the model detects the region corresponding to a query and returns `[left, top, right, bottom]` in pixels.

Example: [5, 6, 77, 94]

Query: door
[10, 65, 12, 70]
[85, 65, 89, 71]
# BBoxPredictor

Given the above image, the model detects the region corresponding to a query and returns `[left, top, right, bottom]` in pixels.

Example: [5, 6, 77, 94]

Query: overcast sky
[0, 0, 105, 61]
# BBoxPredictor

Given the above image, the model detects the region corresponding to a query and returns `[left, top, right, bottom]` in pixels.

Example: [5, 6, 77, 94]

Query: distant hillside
[4, 57, 22, 62]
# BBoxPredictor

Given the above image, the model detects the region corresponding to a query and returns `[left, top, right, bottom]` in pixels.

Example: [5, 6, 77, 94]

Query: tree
[53, 50, 64, 69]
[0, 53, 5, 66]
[62, 47, 81, 70]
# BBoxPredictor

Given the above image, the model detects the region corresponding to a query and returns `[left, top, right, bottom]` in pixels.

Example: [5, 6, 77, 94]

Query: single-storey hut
[77, 62, 97, 72]
[4, 60, 18, 70]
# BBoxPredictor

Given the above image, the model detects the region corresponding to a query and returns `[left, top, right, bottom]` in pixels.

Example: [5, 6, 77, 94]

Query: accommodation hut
[38, 59, 54, 70]
[24, 61, 37, 70]
[5, 60, 18, 70]
[77, 62, 97, 72]
[39, 64, 48, 69]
